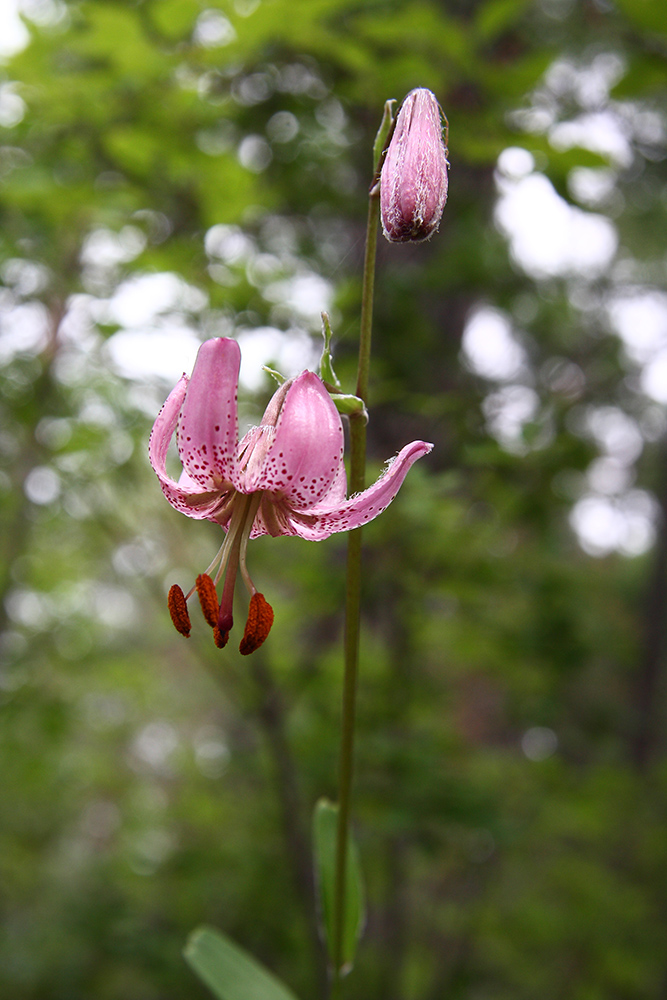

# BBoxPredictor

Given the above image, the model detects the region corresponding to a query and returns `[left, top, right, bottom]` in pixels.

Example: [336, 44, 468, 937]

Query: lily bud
[380, 88, 449, 243]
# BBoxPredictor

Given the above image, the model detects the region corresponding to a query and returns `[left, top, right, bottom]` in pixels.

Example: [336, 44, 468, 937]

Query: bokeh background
[1, 0, 667, 997]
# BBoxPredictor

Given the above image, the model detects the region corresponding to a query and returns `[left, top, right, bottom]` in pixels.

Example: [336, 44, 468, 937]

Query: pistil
[214, 493, 256, 645]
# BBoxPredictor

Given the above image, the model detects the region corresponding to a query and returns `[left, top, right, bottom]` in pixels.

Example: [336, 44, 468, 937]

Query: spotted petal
[286, 440, 433, 540]
[149, 372, 233, 520]
[244, 372, 345, 509]
[177, 337, 241, 489]
[149, 374, 197, 514]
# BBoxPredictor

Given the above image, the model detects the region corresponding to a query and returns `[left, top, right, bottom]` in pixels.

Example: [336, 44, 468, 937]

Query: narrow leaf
[262, 365, 286, 386]
[313, 798, 365, 974]
[184, 925, 301, 1000]
[372, 99, 396, 176]
[319, 312, 342, 391]
[330, 394, 368, 420]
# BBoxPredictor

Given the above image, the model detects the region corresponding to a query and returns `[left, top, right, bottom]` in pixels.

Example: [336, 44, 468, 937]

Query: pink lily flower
[150, 337, 432, 653]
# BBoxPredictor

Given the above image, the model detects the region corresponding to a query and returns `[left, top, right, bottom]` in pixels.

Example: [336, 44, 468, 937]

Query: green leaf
[262, 366, 286, 386]
[474, 0, 531, 42]
[613, 0, 667, 37]
[330, 394, 368, 421]
[319, 312, 342, 391]
[313, 798, 365, 974]
[150, 0, 200, 39]
[184, 926, 301, 1000]
[372, 98, 396, 176]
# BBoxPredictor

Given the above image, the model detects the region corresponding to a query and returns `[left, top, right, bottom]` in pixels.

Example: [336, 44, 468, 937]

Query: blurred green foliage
[1, 0, 666, 998]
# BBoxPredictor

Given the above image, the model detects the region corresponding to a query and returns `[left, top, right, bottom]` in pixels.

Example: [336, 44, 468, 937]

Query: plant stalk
[331, 185, 380, 992]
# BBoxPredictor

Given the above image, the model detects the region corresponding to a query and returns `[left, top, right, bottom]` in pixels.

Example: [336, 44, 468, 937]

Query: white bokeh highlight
[495, 168, 618, 279]
[462, 307, 527, 382]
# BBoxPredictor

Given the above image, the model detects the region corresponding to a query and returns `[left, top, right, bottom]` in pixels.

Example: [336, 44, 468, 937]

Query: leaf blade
[313, 798, 365, 974]
[184, 925, 301, 1000]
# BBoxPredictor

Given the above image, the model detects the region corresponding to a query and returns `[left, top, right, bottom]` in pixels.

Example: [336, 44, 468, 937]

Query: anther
[168, 584, 191, 637]
[196, 573, 219, 628]
[213, 625, 229, 649]
[239, 593, 274, 655]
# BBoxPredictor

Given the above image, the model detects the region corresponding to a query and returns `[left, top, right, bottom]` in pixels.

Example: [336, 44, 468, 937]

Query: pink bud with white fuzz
[380, 88, 449, 243]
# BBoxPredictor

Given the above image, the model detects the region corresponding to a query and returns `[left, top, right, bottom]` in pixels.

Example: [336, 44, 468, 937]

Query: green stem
[331, 186, 380, 992]
[355, 189, 381, 412]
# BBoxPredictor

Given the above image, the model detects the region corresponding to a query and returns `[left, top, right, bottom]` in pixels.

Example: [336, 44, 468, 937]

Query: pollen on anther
[196, 573, 219, 628]
[213, 625, 229, 649]
[239, 593, 274, 655]
[168, 584, 191, 637]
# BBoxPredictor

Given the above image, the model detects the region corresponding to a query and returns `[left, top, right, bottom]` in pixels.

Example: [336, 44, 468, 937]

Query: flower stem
[332, 184, 380, 992]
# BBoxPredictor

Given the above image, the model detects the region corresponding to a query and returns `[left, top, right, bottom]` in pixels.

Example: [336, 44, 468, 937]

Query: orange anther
[239, 593, 274, 655]
[213, 625, 230, 649]
[196, 573, 219, 628]
[167, 584, 191, 637]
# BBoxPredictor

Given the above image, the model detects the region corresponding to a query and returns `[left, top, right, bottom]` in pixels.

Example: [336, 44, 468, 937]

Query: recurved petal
[177, 337, 241, 488]
[286, 440, 433, 540]
[244, 371, 345, 509]
[310, 450, 347, 509]
[149, 372, 230, 520]
[149, 374, 190, 502]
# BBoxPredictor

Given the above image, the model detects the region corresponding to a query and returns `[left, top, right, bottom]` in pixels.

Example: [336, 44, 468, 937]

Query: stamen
[239, 593, 274, 655]
[196, 573, 219, 628]
[168, 584, 191, 637]
[185, 537, 227, 600]
[212, 518, 239, 587]
[215, 493, 254, 639]
[201, 536, 227, 578]
[238, 493, 264, 596]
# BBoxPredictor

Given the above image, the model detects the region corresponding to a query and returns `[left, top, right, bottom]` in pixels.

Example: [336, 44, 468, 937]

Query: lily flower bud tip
[380, 87, 449, 243]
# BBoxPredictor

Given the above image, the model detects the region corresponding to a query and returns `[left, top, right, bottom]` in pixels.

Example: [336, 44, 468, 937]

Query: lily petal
[177, 338, 241, 489]
[249, 492, 300, 538]
[148, 372, 233, 520]
[149, 374, 198, 513]
[316, 450, 347, 508]
[245, 371, 345, 508]
[285, 440, 433, 540]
